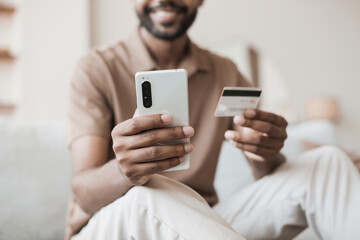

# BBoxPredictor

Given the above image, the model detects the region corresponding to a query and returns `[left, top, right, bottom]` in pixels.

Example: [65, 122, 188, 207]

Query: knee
[120, 180, 155, 204]
[305, 145, 354, 178]
[292, 145, 351, 176]
[118, 174, 195, 204]
[119, 174, 208, 209]
[317, 145, 345, 155]
[313, 145, 349, 164]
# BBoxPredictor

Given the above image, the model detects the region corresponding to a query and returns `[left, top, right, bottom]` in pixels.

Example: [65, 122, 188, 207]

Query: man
[66, 0, 360, 239]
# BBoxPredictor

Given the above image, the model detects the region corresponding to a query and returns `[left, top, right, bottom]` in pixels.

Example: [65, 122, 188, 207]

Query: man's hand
[224, 109, 288, 178]
[111, 114, 194, 186]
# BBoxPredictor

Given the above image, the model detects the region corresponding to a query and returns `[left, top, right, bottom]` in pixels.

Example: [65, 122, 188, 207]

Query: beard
[135, 1, 198, 41]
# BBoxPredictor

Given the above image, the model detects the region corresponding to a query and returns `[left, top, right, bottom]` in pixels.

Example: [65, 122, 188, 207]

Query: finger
[122, 143, 193, 164]
[121, 156, 186, 180]
[233, 117, 287, 139]
[242, 109, 288, 127]
[229, 141, 278, 159]
[138, 156, 186, 175]
[129, 126, 194, 149]
[112, 114, 172, 136]
[225, 130, 284, 149]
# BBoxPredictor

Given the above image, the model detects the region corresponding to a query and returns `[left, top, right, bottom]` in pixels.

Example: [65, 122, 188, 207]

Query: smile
[149, 6, 185, 24]
[145, 2, 187, 14]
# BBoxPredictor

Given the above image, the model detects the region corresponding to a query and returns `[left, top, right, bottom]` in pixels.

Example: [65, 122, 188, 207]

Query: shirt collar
[124, 27, 211, 78]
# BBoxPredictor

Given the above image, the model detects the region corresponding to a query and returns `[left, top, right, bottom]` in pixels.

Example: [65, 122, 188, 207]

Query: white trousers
[72, 146, 360, 240]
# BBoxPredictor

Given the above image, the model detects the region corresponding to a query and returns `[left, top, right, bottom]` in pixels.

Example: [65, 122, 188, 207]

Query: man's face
[133, 0, 203, 41]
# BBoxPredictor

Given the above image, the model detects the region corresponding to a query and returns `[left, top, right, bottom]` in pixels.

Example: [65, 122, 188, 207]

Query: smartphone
[135, 69, 190, 171]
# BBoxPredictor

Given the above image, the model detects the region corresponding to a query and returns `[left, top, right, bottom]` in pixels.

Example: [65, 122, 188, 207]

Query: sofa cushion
[0, 119, 71, 240]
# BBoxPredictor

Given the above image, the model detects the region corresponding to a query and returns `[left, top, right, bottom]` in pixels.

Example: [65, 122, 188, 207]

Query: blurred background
[0, 0, 359, 239]
[1, 0, 359, 150]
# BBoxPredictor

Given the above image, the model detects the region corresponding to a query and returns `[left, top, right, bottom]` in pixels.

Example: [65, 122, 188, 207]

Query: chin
[158, 27, 180, 36]
[151, 24, 184, 39]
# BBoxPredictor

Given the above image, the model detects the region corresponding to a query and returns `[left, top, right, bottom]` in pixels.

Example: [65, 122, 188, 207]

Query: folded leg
[214, 146, 360, 240]
[72, 174, 245, 240]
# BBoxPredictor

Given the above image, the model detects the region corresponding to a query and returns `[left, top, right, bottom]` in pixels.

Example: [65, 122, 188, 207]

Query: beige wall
[90, 0, 137, 46]
[90, 0, 360, 150]
[192, 0, 360, 151]
[21, 0, 90, 122]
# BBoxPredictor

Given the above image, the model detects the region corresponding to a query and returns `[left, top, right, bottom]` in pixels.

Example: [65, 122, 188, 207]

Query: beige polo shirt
[66, 27, 250, 239]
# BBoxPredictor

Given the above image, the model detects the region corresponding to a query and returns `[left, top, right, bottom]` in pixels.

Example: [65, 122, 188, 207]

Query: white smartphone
[135, 69, 190, 171]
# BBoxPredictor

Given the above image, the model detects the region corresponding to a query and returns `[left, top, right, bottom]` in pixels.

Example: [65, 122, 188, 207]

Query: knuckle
[170, 127, 179, 138]
[111, 128, 116, 139]
[111, 124, 122, 138]
[128, 137, 137, 148]
[112, 143, 119, 153]
[283, 131, 288, 140]
[150, 115, 158, 127]
[117, 153, 129, 165]
[148, 147, 160, 159]
[148, 164, 160, 174]
[146, 131, 157, 145]
[112, 141, 126, 152]
[128, 118, 139, 132]
[122, 167, 136, 179]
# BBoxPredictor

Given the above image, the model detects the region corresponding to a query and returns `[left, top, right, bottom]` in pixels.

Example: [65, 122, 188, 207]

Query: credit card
[214, 87, 262, 117]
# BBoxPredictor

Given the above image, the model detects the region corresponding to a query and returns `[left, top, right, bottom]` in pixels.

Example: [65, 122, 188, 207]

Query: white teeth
[153, 10, 177, 18]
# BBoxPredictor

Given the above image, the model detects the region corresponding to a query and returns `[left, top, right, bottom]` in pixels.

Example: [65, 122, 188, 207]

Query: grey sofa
[0, 119, 71, 240]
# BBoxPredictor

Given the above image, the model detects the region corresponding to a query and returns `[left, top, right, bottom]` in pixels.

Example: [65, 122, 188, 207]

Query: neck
[140, 27, 189, 69]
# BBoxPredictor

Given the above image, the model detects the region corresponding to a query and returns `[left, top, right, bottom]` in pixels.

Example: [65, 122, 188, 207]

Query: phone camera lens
[141, 81, 152, 108]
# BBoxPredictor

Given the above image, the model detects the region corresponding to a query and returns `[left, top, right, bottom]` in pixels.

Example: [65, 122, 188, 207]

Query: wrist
[249, 153, 286, 180]
[115, 160, 151, 187]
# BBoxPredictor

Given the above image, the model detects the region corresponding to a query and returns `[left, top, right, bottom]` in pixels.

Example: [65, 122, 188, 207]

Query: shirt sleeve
[67, 52, 113, 145]
[233, 62, 252, 88]
[218, 55, 253, 88]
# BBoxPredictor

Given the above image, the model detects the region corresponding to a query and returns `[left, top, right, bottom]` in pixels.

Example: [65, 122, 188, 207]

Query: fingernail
[245, 109, 256, 118]
[184, 143, 193, 153]
[179, 156, 186, 163]
[225, 131, 235, 140]
[234, 115, 246, 125]
[161, 114, 172, 124]
[183, 126, 194, 137]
